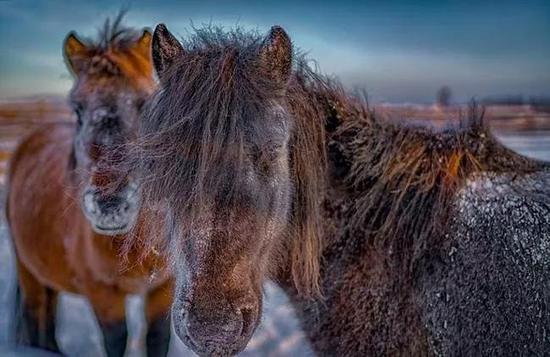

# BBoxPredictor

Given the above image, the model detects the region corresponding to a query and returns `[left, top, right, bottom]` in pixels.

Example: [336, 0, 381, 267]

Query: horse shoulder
[418, 170, 550, 356]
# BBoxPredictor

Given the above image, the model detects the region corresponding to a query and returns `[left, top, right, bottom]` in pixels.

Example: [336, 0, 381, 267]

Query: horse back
[420, 169, 550, 356]
[7, 122, 81, 292]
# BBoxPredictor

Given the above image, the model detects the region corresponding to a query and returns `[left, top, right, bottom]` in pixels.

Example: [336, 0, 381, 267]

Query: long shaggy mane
[323, 93, 545, 280]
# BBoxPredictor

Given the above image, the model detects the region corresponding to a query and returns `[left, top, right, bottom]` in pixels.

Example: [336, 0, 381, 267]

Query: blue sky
[0, 0, 549, 103]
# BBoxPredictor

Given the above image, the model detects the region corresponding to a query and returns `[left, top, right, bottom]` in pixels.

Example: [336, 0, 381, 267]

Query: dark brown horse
[133, 24, 550, 356]
[7, 16, 173, 356]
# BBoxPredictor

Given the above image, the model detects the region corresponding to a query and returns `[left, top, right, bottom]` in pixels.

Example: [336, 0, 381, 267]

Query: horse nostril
[91, 108, 120, 131]
[239, 305, 256, 338]
[102, 115, 119, 129]
[97, 195, 123, 211]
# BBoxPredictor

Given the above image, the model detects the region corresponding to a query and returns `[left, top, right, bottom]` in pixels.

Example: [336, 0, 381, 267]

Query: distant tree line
[434, 85, 550, 112]
[481, 95, 550, 107]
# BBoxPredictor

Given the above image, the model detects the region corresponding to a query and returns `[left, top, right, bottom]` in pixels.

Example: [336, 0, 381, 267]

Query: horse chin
[91, 222, 132, 236]
[81, 183, 139, 236]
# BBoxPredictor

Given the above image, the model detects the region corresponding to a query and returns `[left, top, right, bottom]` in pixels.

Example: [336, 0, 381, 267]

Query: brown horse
[133, 23, 550, 356]
[7, 16, 173, 356]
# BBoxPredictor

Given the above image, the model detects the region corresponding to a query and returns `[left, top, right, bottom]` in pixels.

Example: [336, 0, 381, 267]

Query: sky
[0, 0, 549, 103]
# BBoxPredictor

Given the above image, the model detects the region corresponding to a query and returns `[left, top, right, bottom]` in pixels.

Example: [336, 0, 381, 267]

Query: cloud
[0, 0, 549, 102]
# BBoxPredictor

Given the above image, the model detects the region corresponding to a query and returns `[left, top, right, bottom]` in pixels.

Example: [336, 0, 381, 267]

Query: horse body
[136, 23, 550, 356]
[7, 15, 173, 356]
[9, 124, 79, 294]
[420, 171, 550, 355]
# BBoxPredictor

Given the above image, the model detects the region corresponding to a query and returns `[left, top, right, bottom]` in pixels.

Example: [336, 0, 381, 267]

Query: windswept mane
[323, 94, 545, 280]
[132, 27, 328, 296]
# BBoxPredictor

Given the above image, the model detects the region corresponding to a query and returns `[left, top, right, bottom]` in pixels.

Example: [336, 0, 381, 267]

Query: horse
[7, 15, 173, 356]
[131, 23, 550, 356]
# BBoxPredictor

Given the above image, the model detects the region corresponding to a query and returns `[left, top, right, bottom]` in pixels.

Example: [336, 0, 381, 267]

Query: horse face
[173, 111, 292, 356]
[64, 30, 153, 235]
[149, 25, 293, 355]
[70, 78, 143, 235]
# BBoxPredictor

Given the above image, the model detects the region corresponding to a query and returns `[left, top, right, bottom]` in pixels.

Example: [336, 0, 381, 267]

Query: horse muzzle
[172, 290, 261, 356]
[82, 182, 139, 235]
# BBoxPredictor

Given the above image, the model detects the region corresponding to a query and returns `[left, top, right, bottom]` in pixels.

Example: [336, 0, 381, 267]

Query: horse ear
[152, 24, 184, 80]
[64, 32, 88, 75]
[131, 29, 153, 60]
[259, 26, 292, 86]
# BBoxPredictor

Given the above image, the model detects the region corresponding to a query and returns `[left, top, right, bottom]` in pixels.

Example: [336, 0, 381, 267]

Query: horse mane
[323, 91, 545, 280]
[283, 64, 329, 296]
[130, 27, 327, 296]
